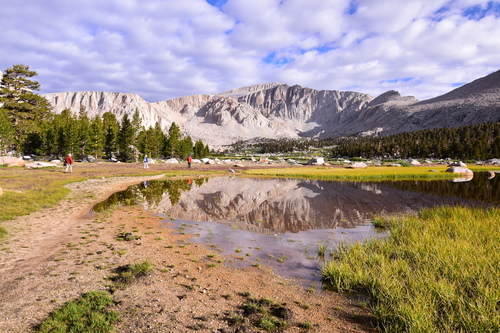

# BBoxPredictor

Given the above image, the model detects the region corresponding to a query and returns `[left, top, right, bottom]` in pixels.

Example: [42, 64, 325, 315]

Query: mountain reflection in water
[93, 173, 498, 234]
[92, 174, 498, 284]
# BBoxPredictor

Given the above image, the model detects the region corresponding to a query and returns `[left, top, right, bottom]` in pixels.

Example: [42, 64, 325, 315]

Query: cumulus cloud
[0, 0, 499, 102]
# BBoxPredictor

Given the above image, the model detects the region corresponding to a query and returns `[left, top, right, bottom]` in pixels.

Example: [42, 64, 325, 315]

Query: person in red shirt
[65, 153, 74, 173]
[187, 156, 193, 168]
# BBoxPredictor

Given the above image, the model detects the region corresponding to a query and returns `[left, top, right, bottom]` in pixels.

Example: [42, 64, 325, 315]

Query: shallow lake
[93, 172, 499, 286]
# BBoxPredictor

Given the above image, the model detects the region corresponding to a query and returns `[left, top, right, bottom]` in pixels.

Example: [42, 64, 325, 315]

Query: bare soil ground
[0, 163, 376, 332]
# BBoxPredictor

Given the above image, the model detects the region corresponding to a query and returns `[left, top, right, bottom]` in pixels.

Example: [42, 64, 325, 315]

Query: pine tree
[131, 108, 143, 146]
[103, 112, 119, 160]
[0, 109, 16, 154]
[88, 116, 104, 159]
[77, 106, 91, 159]
[178, 136, 193, 159]
[0, 64, 52, 151]
[57, 109, 79, 156]
[118, 113, 135, 162]
[165, 122, 181, 158]
[193, 139, 205, 159]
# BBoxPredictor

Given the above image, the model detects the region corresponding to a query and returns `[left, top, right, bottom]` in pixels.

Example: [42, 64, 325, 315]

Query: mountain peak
[217, 83, 285, 98]
[418, 69, 500, 105]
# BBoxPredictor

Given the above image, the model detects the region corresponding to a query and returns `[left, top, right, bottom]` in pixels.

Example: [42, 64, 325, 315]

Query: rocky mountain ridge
[42, 69, 500, 147]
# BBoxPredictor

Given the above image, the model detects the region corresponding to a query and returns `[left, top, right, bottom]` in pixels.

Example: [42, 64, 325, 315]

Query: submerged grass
[321, 206, 500, 332]
[243, 166, 459, 181]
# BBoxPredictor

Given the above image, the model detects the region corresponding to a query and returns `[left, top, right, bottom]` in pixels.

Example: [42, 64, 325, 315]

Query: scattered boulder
[307, 157, 325, 165]
[486, 171, 495, 179]
[388, 163, 402, 167]
[446, 166, 473, 176]
[0, 156, 25, 167]
[24, 162, 59, 168]
[350, 162, 368, 168]
[486, 158, 500, 165]
[165, 158, 179, 164]
[408, 159, 421, 165]
[448, 161, 467, 167]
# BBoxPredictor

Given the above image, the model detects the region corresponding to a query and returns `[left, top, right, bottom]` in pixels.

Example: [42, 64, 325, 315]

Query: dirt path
[0, 174, 375, 332]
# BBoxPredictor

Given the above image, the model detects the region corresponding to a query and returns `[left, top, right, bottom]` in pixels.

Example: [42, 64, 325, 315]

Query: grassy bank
[321, 206, 500, 332]
[243, 165, 462, 181]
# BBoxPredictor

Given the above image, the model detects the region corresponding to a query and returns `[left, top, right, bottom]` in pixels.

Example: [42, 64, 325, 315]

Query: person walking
[65, 153, 74, 173]
[187, 155, 193, 168]
[143, 155, 149, 169]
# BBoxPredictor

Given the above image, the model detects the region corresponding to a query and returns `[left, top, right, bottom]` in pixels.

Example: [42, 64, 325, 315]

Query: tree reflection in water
[92, 178, 208, 212]
[93, 173, 498, 233]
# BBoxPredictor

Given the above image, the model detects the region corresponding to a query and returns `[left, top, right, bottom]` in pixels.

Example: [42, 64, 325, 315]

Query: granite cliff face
[42, 69, 500, 147]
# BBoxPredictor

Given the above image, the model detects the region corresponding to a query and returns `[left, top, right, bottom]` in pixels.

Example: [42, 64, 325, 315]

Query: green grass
[109, 260, 154, 291]
[321, 206, 500, 332]
[243, 165, 461, 181]
[0, 226, 7, 240]
[243, 297, 289, 331]
[35, 291, 118, 333]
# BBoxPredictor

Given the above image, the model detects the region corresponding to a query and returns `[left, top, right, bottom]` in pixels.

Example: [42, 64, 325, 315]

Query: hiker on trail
[187, 156, 193, 168]
[143, 155, 149, 169]
[65, 153, 74, 173]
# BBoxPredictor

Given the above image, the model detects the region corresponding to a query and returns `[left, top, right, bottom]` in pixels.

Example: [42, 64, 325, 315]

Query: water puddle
[92, 173, 499, 286]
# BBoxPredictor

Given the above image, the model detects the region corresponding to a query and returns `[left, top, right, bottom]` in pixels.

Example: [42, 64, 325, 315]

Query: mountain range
[42, 69, 500, 148]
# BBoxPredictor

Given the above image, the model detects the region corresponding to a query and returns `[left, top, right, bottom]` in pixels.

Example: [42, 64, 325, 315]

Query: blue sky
[1, 0, 499, 102]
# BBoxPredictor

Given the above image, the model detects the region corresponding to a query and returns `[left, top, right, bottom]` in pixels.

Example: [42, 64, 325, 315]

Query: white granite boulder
[0, 156, 25, 167]
[350, 162, 368, 168]
[446, 166, 473, 176]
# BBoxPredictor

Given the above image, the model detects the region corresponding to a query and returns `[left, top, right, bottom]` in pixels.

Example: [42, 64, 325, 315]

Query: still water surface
[93, 173, 499, 285]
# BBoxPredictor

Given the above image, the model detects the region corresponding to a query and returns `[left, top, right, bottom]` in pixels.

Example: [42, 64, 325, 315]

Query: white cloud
[0, 0, 499, 102]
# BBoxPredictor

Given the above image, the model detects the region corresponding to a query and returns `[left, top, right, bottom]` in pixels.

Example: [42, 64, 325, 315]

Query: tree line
[245, 122, 500, 161]
[0, 64, 210, 161]
[329, 122, 500, 160]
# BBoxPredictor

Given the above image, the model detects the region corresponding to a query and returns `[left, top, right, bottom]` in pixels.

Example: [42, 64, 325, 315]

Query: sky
[1, 0, 500, 102]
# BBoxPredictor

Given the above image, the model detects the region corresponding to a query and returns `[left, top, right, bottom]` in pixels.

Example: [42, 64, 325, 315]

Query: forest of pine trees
[0, 65, 210, 161]
[249, 122, 500, 161]
[23, 108, 210, 162]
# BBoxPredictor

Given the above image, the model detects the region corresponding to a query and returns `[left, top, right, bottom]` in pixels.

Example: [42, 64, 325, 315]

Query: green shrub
[35, 291, 118, 332]
[110, 260, 154, 290]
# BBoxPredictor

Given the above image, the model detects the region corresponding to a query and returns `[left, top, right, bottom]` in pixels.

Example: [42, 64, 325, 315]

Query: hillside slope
[42, 70, 500, 147]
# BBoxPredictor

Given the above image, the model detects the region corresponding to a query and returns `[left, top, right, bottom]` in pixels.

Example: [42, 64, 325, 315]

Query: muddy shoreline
[0, 171, 375, 332]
